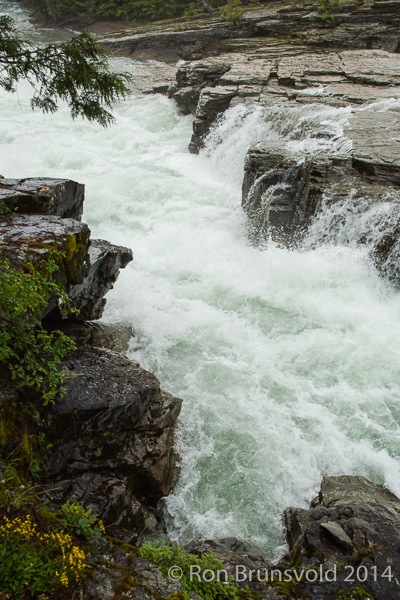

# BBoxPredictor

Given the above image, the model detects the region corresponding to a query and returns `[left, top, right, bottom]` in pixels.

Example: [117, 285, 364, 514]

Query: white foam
[1, 39, 400, 560]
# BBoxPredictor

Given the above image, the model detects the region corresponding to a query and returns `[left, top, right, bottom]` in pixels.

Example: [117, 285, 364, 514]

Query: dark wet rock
[241, 106, 400, 257]
[69, 238, 133, 320]
[45, 346, 182, 543]
[320, 521, 353, 551]
[189, 85, 237, 152]
[280, 475, 400, 599]
[0, 216, 133, 321]
[241, 144, 354, 244]
[0, 214, 90, 315]
[186, 538, 274, 599]
[88, 321, 133, 353]
[187, 538, 268, 571]
[0, 177, 84, 220]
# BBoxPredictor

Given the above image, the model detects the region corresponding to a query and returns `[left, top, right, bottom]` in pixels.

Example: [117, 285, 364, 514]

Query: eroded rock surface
[0, 214, 90, 302]
[172, 47, 400, 153]
[0, 177, 84, 219]
[0, 186, 133, 321]
[0, 178, 181, 548]
[101, 0, 400, 63]
[280, 475, 400, 599]
[69, 239, 133, 320]
[46, 346, 182, 542]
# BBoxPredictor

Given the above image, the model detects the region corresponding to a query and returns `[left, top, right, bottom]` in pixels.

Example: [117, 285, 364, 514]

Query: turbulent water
[2, 2, 400, 560]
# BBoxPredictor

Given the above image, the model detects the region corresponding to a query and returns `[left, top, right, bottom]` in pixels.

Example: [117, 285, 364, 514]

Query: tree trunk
[199, 0, 217, 13]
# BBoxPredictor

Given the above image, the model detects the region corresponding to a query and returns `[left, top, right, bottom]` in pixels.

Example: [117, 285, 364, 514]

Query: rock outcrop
[280, 475, 400, 599]
[83, 539, 191, 600]
[0, 177, 84, 219]
[166, 477, 400, 600]
[100, 0, 400, 63]
[170, 47, 400, 153]
[69, 239, 133, 320]
[0, 180, 133, 321]
[0, 214, 90, 317]
[0, 177, 182, 546]
[157, 1, 400, 277]
[240, 108, 400, 282]
[46, 345, 182, 543]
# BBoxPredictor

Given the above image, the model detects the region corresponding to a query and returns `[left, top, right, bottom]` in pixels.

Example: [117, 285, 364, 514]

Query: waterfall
[1, 3, 400, 561]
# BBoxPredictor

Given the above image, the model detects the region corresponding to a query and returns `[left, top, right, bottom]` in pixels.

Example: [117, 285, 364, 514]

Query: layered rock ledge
[0, 177, 182, 544]
[145, 0, 400, 287]
[80, 475, 400, 599]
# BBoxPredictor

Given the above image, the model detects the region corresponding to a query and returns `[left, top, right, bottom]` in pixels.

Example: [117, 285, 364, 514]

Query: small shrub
[0, 257, 75, 405]
[60, 500, 106, 539]
[220, 0, 245, 27]
[0, 513, 86, 594]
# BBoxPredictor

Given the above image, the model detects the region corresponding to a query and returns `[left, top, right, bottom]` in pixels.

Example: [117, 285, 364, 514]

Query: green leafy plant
[0, 257, 75, 404]
[0, 513, 87, 593]
[220, 0, 244, 27]
[60, 500, 106, 539]
[139, 544, 257, 600]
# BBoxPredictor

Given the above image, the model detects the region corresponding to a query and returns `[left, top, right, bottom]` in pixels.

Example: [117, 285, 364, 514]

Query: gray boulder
[281, 476, 400, 599]
[45, 346, 182, 543]
[0, 177, 84, 220]
[69, 239, 133, 320]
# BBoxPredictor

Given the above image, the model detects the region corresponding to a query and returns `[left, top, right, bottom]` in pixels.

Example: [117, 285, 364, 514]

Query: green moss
[138, 544, 260, 600]
[337, 586, 374, 600]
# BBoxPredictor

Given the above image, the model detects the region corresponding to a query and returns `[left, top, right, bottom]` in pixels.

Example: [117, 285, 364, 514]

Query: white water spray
[1, 7, 400, 559]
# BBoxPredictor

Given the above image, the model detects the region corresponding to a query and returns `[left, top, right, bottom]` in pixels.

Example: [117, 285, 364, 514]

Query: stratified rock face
[101, 0, 400, 63]
[0, 214, 90, 295]
[239, 105, 400, 280]
[69, 239, 133, 320]
[0, 177, 182, 546]
[0, 178, 84, 220]
[242, 146, 315, 244]
[0, 184, 133, 321]
[45, 346, 182, 542]
[172, 48, 400, 153]
[242, 145, 362, 243]
[282, 476, 400, 599]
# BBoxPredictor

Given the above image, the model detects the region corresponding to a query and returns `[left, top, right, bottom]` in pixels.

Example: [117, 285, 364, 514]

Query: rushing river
[2, 1, 400, 561]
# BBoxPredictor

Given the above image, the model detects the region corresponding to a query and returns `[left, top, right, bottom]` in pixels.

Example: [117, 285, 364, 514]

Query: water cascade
[1, 3, 400, 561]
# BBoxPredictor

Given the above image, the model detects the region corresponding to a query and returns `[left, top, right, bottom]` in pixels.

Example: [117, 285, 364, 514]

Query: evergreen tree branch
[0, 15, 132, 126]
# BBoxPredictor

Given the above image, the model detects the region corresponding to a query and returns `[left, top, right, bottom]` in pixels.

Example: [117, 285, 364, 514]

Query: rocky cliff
[0, 177, 182, 546]
[115, 0, 400, 282]
[2, 3, 400, 596]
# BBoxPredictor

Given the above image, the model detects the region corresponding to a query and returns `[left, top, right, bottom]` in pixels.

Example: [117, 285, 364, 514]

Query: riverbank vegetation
[22, 0, 256, 24]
